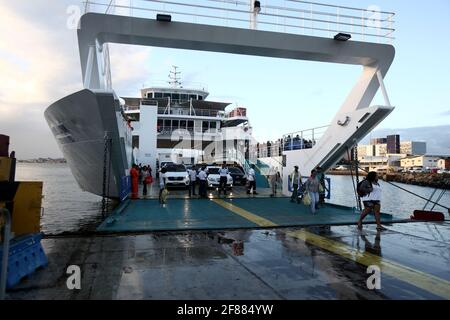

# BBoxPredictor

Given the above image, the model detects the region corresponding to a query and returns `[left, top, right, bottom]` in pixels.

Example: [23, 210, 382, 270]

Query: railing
[0, 208, 11, 300]
[282, 125, 329, 151]
[82, 0, 395, 44]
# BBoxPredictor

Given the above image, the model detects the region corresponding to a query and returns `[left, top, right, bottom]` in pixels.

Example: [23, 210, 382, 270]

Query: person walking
[316, 166, 327, 208]
[290, 166, 302, 203]
[141, 165, 151, 197]
[198, 166, 208, 198]
[188, 166, 197, 197]
[357, 171, 386, 231]
[270, 170, 281, 197]
[246, 164, 257, 195]
[159, 167, 168, 206]
[218, 163, 229, 196]
[304, 169, 320, 214]
[130, 164, 139, 200]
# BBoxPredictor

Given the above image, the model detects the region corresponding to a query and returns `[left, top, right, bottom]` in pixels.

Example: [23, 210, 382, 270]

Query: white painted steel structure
[46, 1, 395, 197]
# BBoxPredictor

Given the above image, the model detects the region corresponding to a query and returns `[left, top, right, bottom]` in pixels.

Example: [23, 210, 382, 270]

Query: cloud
[0, 2, 154, 158]
[440, 110, 450, 116]
[108, 44, 152, 96]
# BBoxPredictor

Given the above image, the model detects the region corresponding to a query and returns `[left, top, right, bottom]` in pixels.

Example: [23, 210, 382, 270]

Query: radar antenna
[168, 65, 182, 88]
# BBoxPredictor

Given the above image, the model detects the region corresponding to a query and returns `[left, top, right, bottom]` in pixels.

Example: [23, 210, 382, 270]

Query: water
[14, 163, 450, 235]
[15, 163, 105, 235]
[329, 175, 450, 217]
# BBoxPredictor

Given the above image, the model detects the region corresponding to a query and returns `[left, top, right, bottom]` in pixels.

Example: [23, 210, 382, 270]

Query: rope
[346, 147, 361, 210]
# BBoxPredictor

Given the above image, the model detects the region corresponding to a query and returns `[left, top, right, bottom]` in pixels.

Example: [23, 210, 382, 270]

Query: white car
[206, 166, 233, 189]
[163, 164, 190, 188]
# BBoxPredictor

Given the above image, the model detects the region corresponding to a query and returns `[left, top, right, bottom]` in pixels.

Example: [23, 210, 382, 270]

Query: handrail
[82, 0, 395, 44]
[0, 208, 12, 300]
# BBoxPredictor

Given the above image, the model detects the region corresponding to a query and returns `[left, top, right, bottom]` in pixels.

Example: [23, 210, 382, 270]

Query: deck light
[334, 33, 351, 41]
[156, 14, 172, 22]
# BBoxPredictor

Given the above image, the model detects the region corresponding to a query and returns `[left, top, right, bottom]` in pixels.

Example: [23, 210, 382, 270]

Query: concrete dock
[4, 183, 450, 300]
[4, 191, 450, 300]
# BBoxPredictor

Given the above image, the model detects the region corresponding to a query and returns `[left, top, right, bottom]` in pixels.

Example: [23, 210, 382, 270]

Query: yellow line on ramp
[213, 198, 450, 300]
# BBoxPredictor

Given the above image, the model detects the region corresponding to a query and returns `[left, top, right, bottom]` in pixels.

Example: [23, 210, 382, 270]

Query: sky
[1, 0, 450, 159]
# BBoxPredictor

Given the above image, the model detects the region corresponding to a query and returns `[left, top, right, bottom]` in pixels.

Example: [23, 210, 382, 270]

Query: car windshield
[165, 164, 186, 172]
[228, 167, 243, 174]
[207, 168, 220, 174]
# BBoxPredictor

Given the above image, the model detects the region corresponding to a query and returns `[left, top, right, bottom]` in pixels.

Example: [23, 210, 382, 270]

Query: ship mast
[168, 65, 182, 88]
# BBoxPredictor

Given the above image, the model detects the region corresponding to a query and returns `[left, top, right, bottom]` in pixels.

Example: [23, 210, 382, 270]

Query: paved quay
[6, 221, 450, 300]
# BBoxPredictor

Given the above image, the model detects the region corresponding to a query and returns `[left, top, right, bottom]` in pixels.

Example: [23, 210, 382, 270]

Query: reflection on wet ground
[7, 222, 450, 300]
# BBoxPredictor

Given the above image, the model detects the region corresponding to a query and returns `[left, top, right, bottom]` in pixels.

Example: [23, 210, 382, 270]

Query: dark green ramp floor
[97, 197, 399, 233]
[224, 197, 395, 226]
[97, 199, 258, 232]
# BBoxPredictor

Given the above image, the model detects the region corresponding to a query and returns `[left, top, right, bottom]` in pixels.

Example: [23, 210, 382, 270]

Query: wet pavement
[5, 221, 450, 300]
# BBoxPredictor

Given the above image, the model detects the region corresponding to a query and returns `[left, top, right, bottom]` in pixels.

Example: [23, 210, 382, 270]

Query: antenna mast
[168, 65, 182, 88]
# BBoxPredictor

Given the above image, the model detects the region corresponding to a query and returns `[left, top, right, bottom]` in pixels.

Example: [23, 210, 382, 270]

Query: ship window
[155, 92, 163, 98]
[189, 94, 197, 100]
[164, 120, 171, 128]
[157, 119, 163, 132]
[202, 121, 209, 132]
[198, 96, 203, 101]
[172, 120, 179, 129]
[163, 93, 171, 98]
[187, 121, 194, 129]
[181, 94, 188, 101]
[210, 121, 216, 129]
[147, 92, 153, 98]
[172, 93, 180, 100]
[180, 120, 187, 128]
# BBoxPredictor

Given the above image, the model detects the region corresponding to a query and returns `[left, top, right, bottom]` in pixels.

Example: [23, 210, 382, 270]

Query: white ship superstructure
[122, 69, 252, 171]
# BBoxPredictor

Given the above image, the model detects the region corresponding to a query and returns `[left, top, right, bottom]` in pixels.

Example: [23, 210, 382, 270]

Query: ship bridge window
[163, 93, 171, 98]
[157, 119, 163, 132]
[210, 121, 216, 129]
[187, 120, 194, 131]
[164, 119, 171, 129]
[202, 121, 209, 132]
[172, 93, 180, 100]
[155, 92, 163, 98]
[172, 120, 179, 129]
[147, 92, 153, 98]
[189, 94, 197, 101]
[181, 94, 188, 101]
[198, 96, 203, 101]
[180, 120, 187, 129]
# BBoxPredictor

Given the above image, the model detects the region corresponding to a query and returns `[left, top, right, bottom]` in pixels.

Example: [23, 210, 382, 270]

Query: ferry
[45, 66, 253, 199]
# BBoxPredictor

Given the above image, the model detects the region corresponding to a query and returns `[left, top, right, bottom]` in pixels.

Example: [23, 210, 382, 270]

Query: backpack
[357, 179, 373, 198]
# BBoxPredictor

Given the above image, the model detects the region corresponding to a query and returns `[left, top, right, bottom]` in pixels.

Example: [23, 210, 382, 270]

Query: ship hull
[44, 89, 133, 199]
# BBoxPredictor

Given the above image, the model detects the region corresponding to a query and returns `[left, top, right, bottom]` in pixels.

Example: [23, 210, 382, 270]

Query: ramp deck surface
[97, 197, 399, 233]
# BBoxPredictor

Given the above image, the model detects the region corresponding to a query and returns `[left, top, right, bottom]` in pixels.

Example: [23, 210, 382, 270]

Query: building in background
[437, 158, 450, 170]
[359, 154, 406, 172]
[400, 155, 441, 170]
[387, 134, 400, 154]
[400, 141, 427, 155]
[370, 137, 387, 145]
